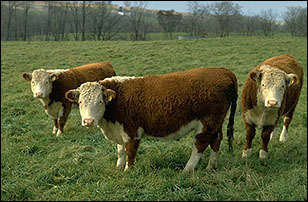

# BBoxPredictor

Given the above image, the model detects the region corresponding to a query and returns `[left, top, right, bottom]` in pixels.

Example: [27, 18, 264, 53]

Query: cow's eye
[46, 81, 48, 84]
[282, 85, 285, 88]
[99, 100, 103, 104]
[79, 101, 82, 104]
[261, 84, 265, 87]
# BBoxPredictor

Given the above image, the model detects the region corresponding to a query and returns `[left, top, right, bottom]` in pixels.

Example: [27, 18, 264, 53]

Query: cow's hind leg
[183, 124, 214, 172]
[207, 127, 223, 170]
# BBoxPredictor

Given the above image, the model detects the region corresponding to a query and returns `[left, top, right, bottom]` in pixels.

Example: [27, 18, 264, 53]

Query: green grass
[1, 35, 307, 201]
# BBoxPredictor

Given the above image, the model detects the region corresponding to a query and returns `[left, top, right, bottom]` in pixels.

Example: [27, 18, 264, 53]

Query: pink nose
[83, 118, 95, 126]
[267, 100, 278, 107]
[35, 92, 43, 98]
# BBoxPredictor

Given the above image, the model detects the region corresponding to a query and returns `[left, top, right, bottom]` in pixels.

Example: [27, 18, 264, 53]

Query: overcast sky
[113, 1, 307, 20]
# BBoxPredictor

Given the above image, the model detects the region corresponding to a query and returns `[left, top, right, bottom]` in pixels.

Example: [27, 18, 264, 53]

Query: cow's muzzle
[266, 99, 279, 108]
[83, 118, 95, 126]
[34, 92, 44, 98]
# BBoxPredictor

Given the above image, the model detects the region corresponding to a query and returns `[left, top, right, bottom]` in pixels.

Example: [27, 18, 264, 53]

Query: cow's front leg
[260, 125, 275, 158]
[116, 144, 126, 169]
[124, 138, 140, 171]
[53, 119, 58, 135]
[242, 122, 256, 158]
[57, 104, 72, 136]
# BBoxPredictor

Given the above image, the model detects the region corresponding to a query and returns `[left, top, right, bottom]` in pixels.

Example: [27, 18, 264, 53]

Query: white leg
[259, 149, 268, 159]
[183, 143, 202, 172]
[52, 126, 58, 135]
[242, 148, 252, 158]
[279, 125, 288, 142]
[56, 130, 62, 137]
[116, 144, 126, 169]
[270, 126, 278, 141]
[206, 149, 219, 170]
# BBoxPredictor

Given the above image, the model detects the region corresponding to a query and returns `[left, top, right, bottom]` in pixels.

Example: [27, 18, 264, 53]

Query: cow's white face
[65, 82, 116, 126]
[250, 65, 297, 108]
[22, 69, 57, 98]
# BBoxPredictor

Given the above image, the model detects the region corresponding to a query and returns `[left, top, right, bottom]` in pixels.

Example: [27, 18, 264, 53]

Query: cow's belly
[98, 119, 203, 145]
[244, 105, 279, 128]
[141, 120, 203, 141]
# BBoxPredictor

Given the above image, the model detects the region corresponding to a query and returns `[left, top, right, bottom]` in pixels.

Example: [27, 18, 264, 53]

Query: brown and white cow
[65, 67, 238, 172]
[22, 62, 116, 136]
[241, 54, 303, 158]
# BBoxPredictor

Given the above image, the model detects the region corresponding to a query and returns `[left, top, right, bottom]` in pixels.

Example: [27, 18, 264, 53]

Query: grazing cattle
[241, 54, 303, 158]
[22, 62, 116, 136]
[65, 67, 238, 172]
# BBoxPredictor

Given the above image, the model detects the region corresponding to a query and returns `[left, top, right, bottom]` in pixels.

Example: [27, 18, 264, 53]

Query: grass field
[1, 35, 307, 201]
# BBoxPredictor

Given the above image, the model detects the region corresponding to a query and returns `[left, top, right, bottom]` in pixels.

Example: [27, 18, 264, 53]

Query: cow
[22, 62, 116, 136]
[241, 54, 303, 159]
[65, 67, 238, 172]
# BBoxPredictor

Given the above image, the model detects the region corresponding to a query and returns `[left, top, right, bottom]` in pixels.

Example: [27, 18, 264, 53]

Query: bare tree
[81, 1, 91, 41]
[21, 1, 33, 41]
[157, 10, 182, 40]
[69, 1, 81, 41]
[124, 1, 149, 40]
[206, 1, 242, 37]
[89, 1, 121, 40]
[185, 1, 208, 36]
[257, 9, 278, 37]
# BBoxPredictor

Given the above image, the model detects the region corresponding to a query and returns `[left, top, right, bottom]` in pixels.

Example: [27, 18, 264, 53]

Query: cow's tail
[226, 74, 238, 152]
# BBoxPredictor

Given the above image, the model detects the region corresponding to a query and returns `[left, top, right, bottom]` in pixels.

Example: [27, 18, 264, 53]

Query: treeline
[1, 1, 307, 41]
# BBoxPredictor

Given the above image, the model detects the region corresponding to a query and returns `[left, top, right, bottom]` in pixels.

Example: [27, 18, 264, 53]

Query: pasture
[1, 35, 307, 201]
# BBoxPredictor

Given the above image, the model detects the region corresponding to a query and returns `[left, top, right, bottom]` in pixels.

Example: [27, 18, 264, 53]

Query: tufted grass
[1, 35, 307, 201]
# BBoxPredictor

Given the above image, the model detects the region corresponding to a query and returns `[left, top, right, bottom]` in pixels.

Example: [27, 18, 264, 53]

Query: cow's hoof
[56, 130, 62, 137]
[242, 148, 252, 158]
[279, 127, 288, 142]
[259, 149, 268, 159]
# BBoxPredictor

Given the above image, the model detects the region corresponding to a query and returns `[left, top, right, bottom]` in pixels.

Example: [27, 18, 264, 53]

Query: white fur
[279, 125, 288, 142]
[98, 119, 129, 145]
[206, 149, 218, 170]
[183, 142, 202, 172]
[116, 144, 126, 168]
[270, 126, 278, 140]
[39, 97, 64, 119]
[142, 120, 203, 141]
[242, 148, 253, 158]
[103, 76, 141, 83]
[244, 106, 279, 129]
[259, 149, 268, 158]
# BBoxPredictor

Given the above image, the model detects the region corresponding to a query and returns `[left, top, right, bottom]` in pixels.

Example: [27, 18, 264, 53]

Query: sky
[113, 1, 307, 20]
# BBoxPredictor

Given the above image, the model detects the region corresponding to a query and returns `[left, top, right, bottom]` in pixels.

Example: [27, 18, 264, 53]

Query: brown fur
[241, 54, 303, 153]
[99, 67, 238, 168]
[33, 62, 115, 134]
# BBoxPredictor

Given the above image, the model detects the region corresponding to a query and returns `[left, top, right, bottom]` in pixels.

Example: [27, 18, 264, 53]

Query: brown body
[241, 54, 303, 158]
[23, 62, 116, 135]
[95, 67, 238, 170]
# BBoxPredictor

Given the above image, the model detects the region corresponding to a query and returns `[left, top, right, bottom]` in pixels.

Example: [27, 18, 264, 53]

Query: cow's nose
[267, 100, 278, 107]
[84, 118, 95, 126]
[35, 92, 43, 98]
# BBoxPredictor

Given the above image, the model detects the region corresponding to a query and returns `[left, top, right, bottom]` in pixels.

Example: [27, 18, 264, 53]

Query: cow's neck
[39, 96, 53, 109]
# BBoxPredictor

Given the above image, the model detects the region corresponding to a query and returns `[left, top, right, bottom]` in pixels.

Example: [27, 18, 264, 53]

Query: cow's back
[51, 62, 115, 102]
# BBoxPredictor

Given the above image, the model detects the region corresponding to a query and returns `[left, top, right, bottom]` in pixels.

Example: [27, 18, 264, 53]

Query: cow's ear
[286, 73, 298, 86]
[50, 73, 57, 82]
[249, 70, 262, 83]
[103, 89, 116, 103]
[65, 89, 80, 103]
[22, 72, 32, 81]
